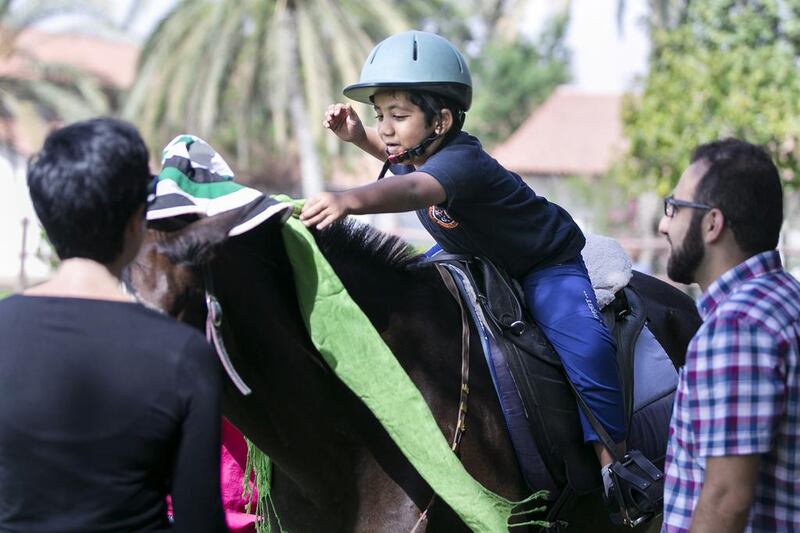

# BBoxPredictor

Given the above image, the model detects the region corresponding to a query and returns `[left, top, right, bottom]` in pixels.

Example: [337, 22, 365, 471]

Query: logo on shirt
[428, 206, 459, 229]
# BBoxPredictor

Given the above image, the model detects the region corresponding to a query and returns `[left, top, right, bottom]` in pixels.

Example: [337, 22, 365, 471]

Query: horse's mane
[317, 218, 422, 271]
[145, 213, 423, 274]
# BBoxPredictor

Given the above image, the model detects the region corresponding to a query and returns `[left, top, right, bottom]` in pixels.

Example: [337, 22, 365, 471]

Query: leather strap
[567, 375, 620, 462]
[204, 267, 252, 396]
[410, 265, 471, 532]
[436, 264, 471, 450]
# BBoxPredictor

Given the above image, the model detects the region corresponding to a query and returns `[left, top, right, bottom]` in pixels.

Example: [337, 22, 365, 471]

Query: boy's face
[373, 91, 437, 165]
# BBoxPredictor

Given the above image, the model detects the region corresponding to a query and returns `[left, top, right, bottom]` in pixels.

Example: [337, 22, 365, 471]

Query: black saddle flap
[428, 253, 647, 496]
[605, 286, 647, 429]
[429, 254, 594, 491]
[464, 256, 562, 368]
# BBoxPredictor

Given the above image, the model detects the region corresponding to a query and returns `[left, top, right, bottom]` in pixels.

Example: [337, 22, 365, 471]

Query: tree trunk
[284, 4, 324, 197]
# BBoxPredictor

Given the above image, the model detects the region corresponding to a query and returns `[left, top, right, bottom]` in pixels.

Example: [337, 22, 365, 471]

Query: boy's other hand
[300, 192, 351, 230]
[323, 103, 365, 144]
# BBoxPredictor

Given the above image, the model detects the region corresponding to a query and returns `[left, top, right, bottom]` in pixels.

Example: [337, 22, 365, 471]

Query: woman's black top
[0, 295, 227, 532]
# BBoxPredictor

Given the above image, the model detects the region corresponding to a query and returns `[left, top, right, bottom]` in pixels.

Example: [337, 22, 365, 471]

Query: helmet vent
[412, 37, 418, 61]
[368, 43, 381, 64]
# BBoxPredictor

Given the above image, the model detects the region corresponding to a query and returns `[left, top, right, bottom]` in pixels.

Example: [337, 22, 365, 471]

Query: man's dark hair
[691, 138, 783, 255]
[27, 118, 150, 263]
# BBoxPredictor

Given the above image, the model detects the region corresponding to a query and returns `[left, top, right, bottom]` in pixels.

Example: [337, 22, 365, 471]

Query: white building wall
[0, 146, 52, 289]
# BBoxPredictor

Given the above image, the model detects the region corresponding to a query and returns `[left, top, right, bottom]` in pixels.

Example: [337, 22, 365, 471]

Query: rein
[123, 264, 253, 396]
[203, 266, 253, 396]
[409, 265, 471, 532]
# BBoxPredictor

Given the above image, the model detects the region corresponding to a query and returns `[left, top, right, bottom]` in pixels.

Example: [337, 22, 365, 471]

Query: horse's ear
[154, 204, 259, 267]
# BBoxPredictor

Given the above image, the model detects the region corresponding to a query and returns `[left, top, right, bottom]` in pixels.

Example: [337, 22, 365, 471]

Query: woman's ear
[126, 205, 147, 242]
[436, 109, 454, 136]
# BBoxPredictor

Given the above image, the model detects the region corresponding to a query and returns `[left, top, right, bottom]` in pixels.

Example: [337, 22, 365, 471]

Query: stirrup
[603, 450, 664, 528]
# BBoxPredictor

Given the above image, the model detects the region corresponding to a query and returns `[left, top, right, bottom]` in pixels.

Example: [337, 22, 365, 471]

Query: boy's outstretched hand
[300, 192, 352, 230]
[323, 103, 365, 144]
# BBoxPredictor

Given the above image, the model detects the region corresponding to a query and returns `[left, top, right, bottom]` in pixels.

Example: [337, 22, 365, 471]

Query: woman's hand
[323, 103, 366, 144]
[300, 192, 352, 230]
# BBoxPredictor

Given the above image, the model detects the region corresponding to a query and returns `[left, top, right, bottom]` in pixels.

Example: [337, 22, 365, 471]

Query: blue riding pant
[522, 256, 625, 444]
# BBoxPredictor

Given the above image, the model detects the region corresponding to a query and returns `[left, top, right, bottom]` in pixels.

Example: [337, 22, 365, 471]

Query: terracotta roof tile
[0, 28, 139, 88]
[0, 29, 139, 155]
[491, 86, 627, 176]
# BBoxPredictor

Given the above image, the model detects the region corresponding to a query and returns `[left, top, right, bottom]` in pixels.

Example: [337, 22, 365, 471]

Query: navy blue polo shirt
[393, 132, 585, 278]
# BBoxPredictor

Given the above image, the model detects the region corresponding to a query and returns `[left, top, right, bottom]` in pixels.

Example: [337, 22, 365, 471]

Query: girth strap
[435, 264, 471, 449]
[410, 265, 472, 532]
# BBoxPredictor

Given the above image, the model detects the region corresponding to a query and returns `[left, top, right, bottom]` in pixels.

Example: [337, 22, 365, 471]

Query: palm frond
[196, 4, 245, 137]
[124, 0, 441, 193]
[0, 90, 50, 149]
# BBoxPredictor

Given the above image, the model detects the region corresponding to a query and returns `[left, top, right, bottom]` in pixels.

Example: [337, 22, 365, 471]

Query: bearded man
[658, 138, 800, 533]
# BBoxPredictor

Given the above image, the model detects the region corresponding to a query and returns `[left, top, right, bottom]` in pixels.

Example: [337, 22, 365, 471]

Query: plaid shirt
[662, 251, 800, 533]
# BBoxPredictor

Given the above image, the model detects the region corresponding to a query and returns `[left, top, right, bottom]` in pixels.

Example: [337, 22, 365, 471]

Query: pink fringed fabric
[167, 419, 259, 532]
[220, 419, 259, 532]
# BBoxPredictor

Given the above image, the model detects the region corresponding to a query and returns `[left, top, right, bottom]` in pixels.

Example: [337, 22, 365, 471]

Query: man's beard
[666, 214, 705, 285]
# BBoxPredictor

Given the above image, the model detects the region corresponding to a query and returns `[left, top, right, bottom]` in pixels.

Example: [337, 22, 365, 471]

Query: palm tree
[123, 0, 458, 196]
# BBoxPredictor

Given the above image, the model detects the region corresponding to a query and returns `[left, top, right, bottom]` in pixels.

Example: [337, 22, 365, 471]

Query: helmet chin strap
[377, 132, 440, 180]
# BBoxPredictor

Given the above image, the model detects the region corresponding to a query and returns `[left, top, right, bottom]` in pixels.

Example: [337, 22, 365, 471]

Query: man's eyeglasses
[663, 195, 712, 218]
[146, 175, 159, 208]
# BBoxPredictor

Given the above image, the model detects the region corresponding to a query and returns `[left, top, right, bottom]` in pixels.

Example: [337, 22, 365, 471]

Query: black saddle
[429, 254, 646, 496]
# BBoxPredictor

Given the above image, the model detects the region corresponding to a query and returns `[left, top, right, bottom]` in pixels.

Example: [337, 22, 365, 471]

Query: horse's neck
[330, 259, 478, 432]
[332, 259, 532, 504]
[330, 258, 452, 359]
[218, 254, 466, 529]
[331, 260, 414, 325]
[218, 245, 527, 529]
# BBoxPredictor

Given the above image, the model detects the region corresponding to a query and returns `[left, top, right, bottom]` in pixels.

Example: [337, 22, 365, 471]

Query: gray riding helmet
[344, 30, 473, 111]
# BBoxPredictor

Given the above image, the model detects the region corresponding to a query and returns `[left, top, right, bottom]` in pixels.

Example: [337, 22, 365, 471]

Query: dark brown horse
[126, 204, 701, 532]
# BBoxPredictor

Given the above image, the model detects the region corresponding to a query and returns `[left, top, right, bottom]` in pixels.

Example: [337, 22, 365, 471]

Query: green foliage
[468, 12, 570, 147]
[620, 0, 800, 195]
[617, 0, 690, 33]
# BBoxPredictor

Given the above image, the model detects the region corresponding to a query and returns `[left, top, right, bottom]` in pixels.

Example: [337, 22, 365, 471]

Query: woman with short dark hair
[0, 118, 228, 532]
